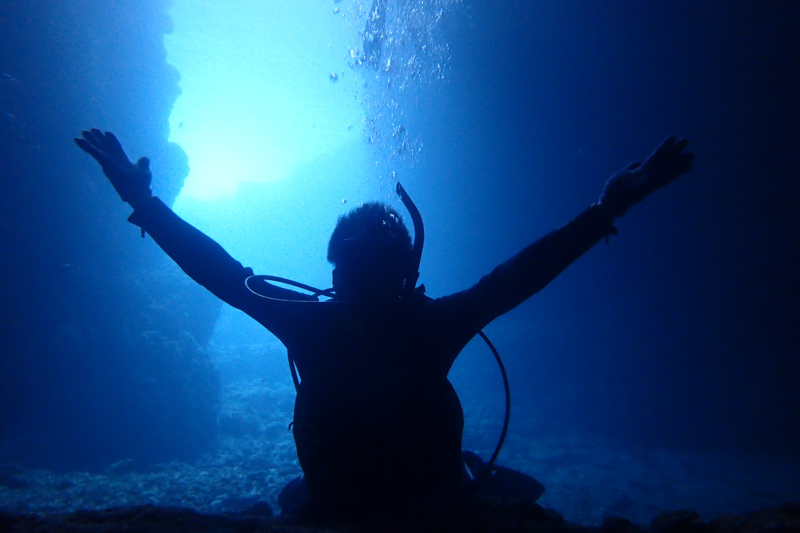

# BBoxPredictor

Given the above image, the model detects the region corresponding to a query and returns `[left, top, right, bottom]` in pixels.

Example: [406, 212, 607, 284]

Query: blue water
[1, 0, 799, 526]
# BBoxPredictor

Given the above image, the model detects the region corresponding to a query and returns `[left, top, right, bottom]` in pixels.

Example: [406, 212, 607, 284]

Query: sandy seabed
[2, 377, 799, 529]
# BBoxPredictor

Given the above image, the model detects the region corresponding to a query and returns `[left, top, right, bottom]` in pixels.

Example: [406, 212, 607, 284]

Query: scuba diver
[75, 129, 693, 527]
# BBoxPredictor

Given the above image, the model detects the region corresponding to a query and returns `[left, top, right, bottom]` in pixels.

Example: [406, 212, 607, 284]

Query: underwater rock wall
[0, 1, 222, 469]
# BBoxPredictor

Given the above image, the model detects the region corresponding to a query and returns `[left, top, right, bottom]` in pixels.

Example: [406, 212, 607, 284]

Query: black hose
[245, 274, 335, 299]
[466, 330, 511, 495]
[244, 275, 336, 392]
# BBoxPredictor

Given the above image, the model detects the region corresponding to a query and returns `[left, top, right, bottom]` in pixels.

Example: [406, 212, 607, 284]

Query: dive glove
[598, 136, 693, 218]
[75, 129, 152, 209]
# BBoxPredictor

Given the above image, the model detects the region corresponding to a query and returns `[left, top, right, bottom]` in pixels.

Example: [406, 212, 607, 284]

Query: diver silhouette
[76, 129, 693, 526]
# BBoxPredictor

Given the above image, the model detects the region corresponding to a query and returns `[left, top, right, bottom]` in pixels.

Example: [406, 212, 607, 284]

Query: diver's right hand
[598, 136, 693, 218]
[75, 129, 152, 209]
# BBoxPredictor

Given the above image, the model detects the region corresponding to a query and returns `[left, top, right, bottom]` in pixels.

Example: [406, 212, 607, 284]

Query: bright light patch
[165, 0, 363, 202]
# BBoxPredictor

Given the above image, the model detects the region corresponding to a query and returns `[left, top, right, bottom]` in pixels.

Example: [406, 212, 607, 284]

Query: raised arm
[74, 129, 309, 336]
[445, 136, 694, 333]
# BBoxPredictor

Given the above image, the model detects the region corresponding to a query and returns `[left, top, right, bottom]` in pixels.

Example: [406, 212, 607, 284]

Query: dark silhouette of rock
[1, 501, 799, 532]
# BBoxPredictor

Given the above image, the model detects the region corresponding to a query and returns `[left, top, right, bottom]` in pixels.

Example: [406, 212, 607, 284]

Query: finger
[656, 151, 695, 187]
[660, 141, 692, 179]
[660, 136, 691, 164]
[83, 130, 112, 158]
[645, 135, 678, 167]
[103, 131, 125, 155]
[668, 137, 690, 160]
[625, 161, 642, 171]
[74, 136, 105, 161]
[74, 136, 91, 151]
[89, 128, 105, 142]
[84, 129, 105, 150]
[136, 156, 150, 170]
[675, 151, 694, 174]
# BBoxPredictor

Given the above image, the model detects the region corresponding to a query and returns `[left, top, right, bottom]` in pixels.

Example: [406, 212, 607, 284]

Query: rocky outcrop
[0, 1, 221, 470]
[1, 501, 799, 532]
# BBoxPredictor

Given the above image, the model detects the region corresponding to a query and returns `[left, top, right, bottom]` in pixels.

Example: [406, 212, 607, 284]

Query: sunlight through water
[165, 0, 364, 202]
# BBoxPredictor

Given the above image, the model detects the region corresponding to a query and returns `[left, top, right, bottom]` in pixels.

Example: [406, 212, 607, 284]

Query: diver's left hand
[598, 136, 694, 218]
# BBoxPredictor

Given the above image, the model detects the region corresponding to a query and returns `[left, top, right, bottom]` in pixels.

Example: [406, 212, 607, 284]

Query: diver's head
[328, 202, 412, 304]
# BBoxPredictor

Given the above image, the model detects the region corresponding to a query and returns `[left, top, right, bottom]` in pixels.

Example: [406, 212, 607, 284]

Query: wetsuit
[127, 199, 616, 521]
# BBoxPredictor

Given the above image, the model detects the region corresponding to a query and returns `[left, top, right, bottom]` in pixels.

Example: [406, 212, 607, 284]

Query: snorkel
[396, 182, 424, 298]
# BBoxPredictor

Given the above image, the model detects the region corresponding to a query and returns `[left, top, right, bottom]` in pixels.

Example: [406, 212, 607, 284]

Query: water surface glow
[165, 0, 363, 202]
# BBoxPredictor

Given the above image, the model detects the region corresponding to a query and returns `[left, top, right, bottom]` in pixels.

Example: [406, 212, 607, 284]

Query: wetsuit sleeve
[126, 196, 304, 340]
[440, 204, 617, 337]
